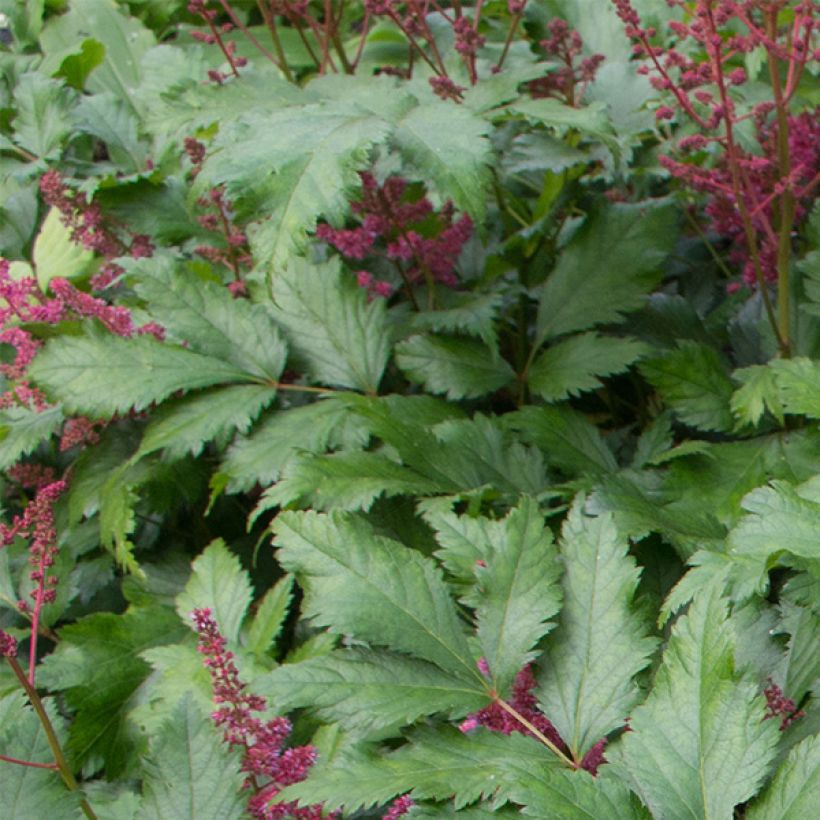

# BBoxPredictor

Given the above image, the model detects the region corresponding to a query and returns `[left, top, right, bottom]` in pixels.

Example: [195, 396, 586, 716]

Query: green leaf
[137, 385, 278, 460]
[502, 765, 651, 820]
[774, 600, 820, 703]
[474, 497, 563, 696]
[506, 404, 617, 476]
[253, 648, 485, 738]
[176, 539, 252, 644]
[281, 727, 550, 812]
[396, 334, 515, 400]
[769, 358, 820, 419]
[273, 510, 481, 683]
[54, 38, 106, 91]
[731, 365, 786, 427]
[0, 404, 65, 470]
[269, 257, 391, 392]
[37, 606, 187, 776]
[99, 464, 142, 575]
[220, 395, 369, 493]
[11, 72, 76, 158]
[71, 92, 147, 172]
[29, 330, 255, 416]
[537, 502, 657, 760]
[528, 333, 648, 402]
[507, 97, 619, 159]
[0, 692, 80, 819]
[244, 573, 294, 658]
[393, 101, 492, 219]
[729, 479, 820, 565]
[408, 291, 504, 349]
[262, 450, 441, 512]
[139, 698, 246, 820]
[640, 341, 735, 432]
[618, 582, 780, 820]
[203, 102, 391, 266]
[535, 201, 676, 344]
[39, 0, 156, 111]
[132, 259, 288, 382]
[32, 207, 95, 289]
[746, 734, 820, 820]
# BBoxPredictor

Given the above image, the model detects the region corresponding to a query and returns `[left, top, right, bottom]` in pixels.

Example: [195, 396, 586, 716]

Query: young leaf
[618, 582, 780, 819]
[536, 502, 657, 760]
[528, 333, 648, 402]
[176, 539, 252, 644]
[474, 497, 563, 696]
[269, 257, 391, 393]
[136, 385, 278, 461]
[139, 698, 246, 820]
[28, 330, 255, 416]
[396, 334, 515, 400]
[535, 200, 676, 345]
[37, 606, 187, 777]
[252, 648, 486, 737]
[273, 510, 481, 683]
[0, 692, 80, 819]
[746, 734, 820, 820]
[640, 341, 735, 432]
[244, 573, 294, 659]
[132, 260, 288, 382]
[32, 207, 95, 289]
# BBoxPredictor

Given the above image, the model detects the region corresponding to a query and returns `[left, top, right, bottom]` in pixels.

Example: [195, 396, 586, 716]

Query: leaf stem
[494, 697, 577, 768]
[6, 656, 98, 820]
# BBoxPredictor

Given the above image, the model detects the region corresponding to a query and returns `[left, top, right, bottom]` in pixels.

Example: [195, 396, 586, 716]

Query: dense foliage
[0, 0, 818, 817]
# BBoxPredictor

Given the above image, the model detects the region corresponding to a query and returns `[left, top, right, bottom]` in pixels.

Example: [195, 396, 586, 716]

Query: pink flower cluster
[184, 138, 251, 295]
[528, 19, 605, 106]
[316, 172, 473, 298]
[39, 170, 153, 292]
[0, 629, 17, 658]
[0, 257, 162, 417]
[188, 0, 248, 83]
[611, 0, 819, 288]
[192, 608, 333, 819]
[382, 794, 414, 818]
[763, 678, 805, 730]
[459, 663, 608, 775]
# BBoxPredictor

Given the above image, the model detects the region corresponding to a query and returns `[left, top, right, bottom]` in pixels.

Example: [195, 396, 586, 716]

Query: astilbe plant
[612, 0, 819, 355]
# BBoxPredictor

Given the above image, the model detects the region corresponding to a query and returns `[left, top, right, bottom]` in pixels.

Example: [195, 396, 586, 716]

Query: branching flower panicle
[192, 608, 333, 819]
